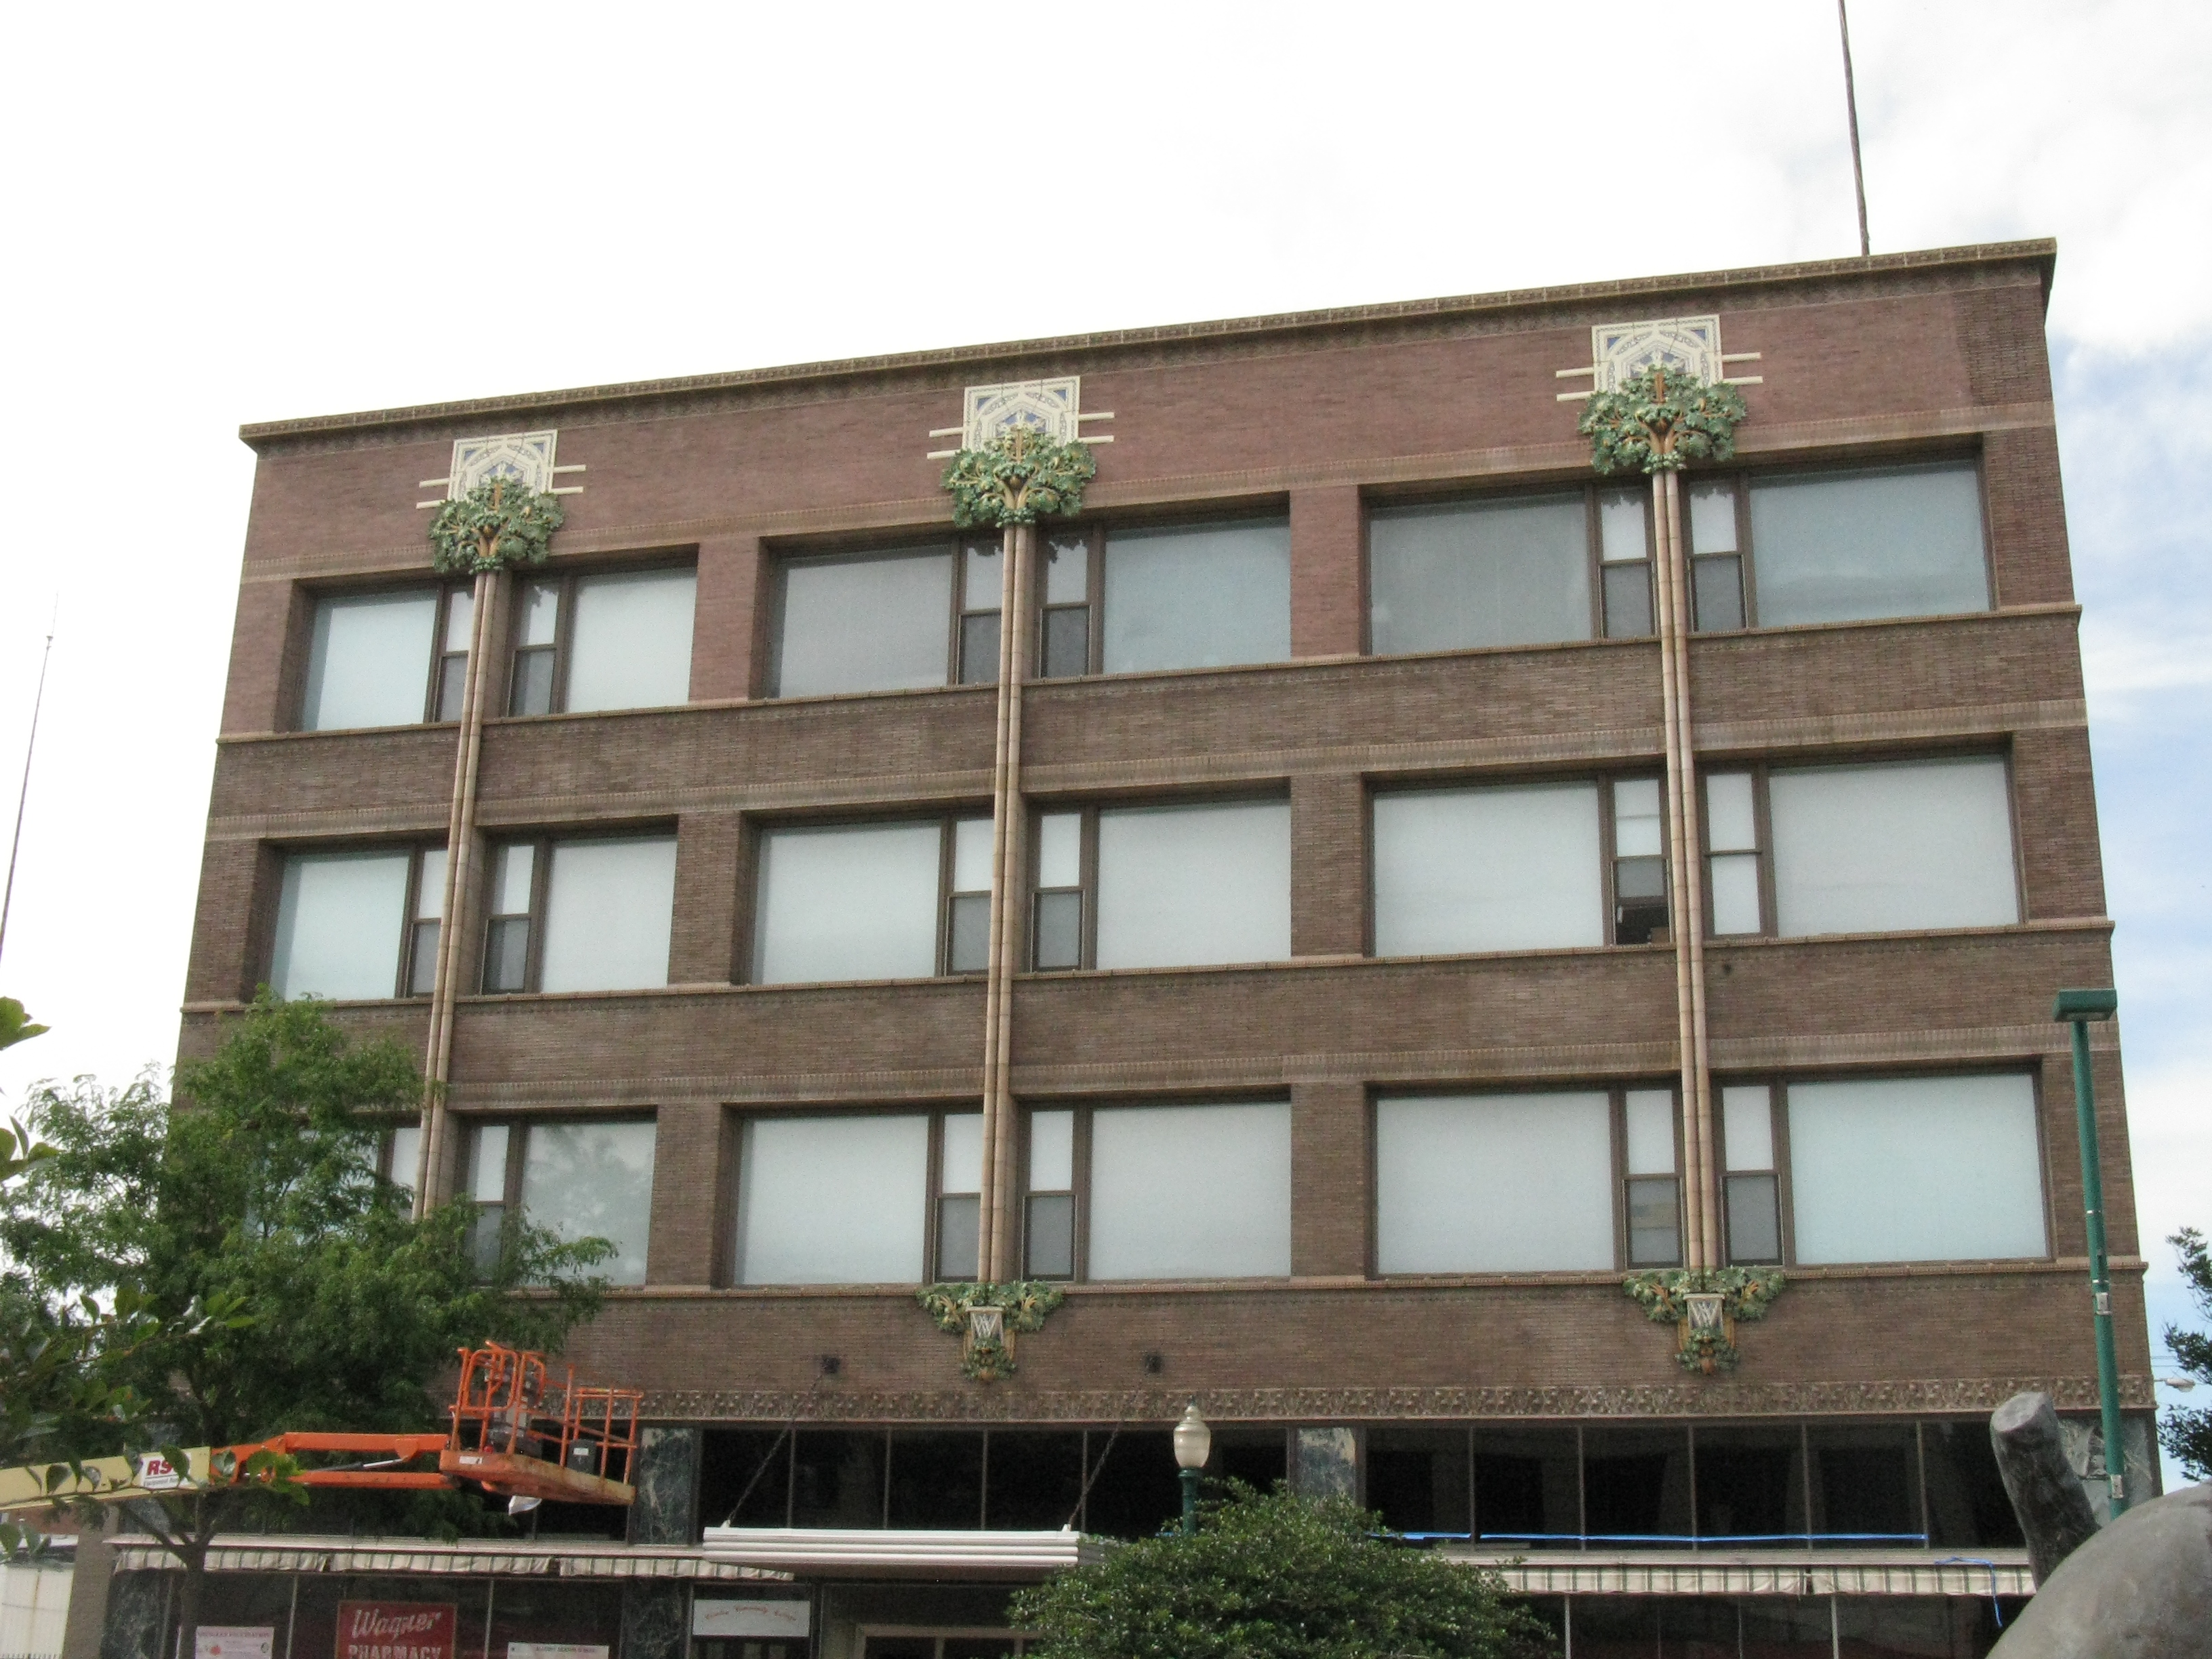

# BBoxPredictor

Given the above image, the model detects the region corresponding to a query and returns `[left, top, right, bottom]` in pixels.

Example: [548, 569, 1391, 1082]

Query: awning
[1447, 1548, 2033, 1598]
[701, 1528, 1107, 1575]
[109, 1538, 787, 1582]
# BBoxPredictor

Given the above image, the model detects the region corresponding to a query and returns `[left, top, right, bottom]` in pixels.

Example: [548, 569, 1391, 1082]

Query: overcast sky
[1, 1, 2205, 1465]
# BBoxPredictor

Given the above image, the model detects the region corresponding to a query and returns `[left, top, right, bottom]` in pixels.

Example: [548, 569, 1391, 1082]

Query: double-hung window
[752, 816, 994, 985]
[300, 584, 474, 730]
[508, 565, 697, 715]
[730, 1109, 981, 1286]
[1017, 1101, 1292, 1281]
[1681, 462, 1989, 630]
[270, 845, 445, 1001]
[1376, 1087, 1681, 1274]
[1700, 756, 2019, 938]
[479, 834, 678, 994]
[1028, 798, 1291, 971]
[462, 1118, 657, 1285]
[1373, 777, 1666, 956]
[1726, 1073, 2046, 1265]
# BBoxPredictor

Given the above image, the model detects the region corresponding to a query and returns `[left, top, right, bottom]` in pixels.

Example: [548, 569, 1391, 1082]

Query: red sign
[335, 1603, 456, 1659]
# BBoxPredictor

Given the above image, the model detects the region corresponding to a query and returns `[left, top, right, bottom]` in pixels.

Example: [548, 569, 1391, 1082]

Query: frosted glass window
[951, 817, 994, 893]
[302, 591, 437, 731]
[1102, 520, 1290, 674]
[941, 1113, 983, 1193]
[521, 1120, 657, 1286]
[735, 1114, 929, 1284]
[387, 1123, 421, 1200]
[1769, 758, 2018, 936]
[538, 836, 677, 993]
[754, 821, 943, 983]
[1028, 1109, 1074, 1189]
[1788, 1075, 2045, 1263]
[270, 850, 411, 1000]
[1749, 464, 1988, 626]
[565, 569, 695, 712]
[963, 541, 1002, 611]
[1037, 813, 1081, 888]
[1044, 535, 1088, 603]
[1688, 483, 1738, 552]
[468, 1124, 510, 1203]
[1370, 495, 1592, 655]
[1705, 773, 1756, 852]
[1376, 1093, 1614, 1273]
[1624, 1090, 1677, 1175]
[1088, 1103, 1290, 1279]
[492, 843, 535, 914]
[1706, 773, 1763, 937]
[1599, 490, 1647, 562]
[1722, 1086, 1775, 1170]
[1094, 800, 1290, 969]
[1373, 784, 1603, 956]
[773, 548, 953, 697]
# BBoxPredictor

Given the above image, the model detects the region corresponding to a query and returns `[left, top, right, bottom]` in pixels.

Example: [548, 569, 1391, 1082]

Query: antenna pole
[1837, 0, 1872, 256]
[0, 608, 57, 969]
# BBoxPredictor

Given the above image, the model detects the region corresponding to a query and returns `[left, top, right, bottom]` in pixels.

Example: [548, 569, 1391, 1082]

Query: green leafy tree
[0, 996, 613, 1652]
[1009, 1485, 1557, 1659]
[2159, 1227, 2212, 1479]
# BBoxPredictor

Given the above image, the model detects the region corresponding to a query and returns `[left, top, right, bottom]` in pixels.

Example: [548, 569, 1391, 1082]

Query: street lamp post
[1172, 1402, 1211, 1536]
[2052, 987, 2127, 1515]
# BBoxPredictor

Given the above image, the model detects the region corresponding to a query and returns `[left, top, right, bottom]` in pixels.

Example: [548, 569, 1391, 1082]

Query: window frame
[266, 841, 447, 1002]
[1688, 454, 1994, 634]
[461, 1113, 659, 1283]
[1028, 792, 1292, 972]
[1700, 749, 2024, 941]
[1366, 771, 1671, 958]
[477, 826, 679, 995]
[1721, 1069, 2052, 1268]
[504, 555, 698, 718]
[745, 811, 998, 986]
[761, 538, 969, 701]
[294, 581, 472, 733]
[1015, 1097, 1291, 1284]
[1367, 1083, 1685, 1278]
[1360, 480, 1665, 657]
[724, 1106, 986, 1287]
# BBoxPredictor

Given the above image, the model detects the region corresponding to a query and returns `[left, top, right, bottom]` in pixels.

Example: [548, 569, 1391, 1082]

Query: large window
[480, 834, 677, 994]
[1376, 779, 1670, 956]
[1019, 1101, 1292, 1281]
[270, 845, 445, 1001]
[1702, 756, 2018, 938]
[1370, 493, 1594, 655]
[301, 585, 473, 731]
[1785, 1073, 2046, 1264]
[1674, 462, 1988, 632]
[769, 544, 961, 698]
[1376, 1090, 1678, 1274]
[509, 566, 696, 715]
[463, 1118, 657, 1285]
[1029, 799, 1291, 970]
[1099, 519, 1291, 675]
[752, 816, 992, 985]
[730, 1110, 981, 1286]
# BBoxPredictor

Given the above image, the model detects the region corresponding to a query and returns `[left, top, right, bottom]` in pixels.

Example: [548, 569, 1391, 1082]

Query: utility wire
[1838, 0, 1872, 256]
[0, 604, 57, 970]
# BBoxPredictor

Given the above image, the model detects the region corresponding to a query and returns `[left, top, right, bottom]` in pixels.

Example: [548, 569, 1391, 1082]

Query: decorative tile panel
[418, 430, 583, 506]
[1591, 316, 1724, 392]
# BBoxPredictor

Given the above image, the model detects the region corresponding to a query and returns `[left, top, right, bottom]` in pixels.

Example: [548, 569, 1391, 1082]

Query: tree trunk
[171, 1504, 210, 1659]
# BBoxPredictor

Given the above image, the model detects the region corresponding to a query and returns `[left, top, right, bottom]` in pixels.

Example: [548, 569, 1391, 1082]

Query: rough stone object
[1990, 1390, 2102, 1585]
[1988, 1481, 2212, 1657]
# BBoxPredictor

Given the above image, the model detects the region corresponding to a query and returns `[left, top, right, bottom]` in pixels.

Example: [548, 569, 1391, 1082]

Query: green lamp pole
[1172, 1402, 1211, 1536]
[2052, 987, 2127, 1515]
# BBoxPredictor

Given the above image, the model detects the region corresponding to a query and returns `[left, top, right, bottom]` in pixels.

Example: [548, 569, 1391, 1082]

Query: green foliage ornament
[1624, 1266, 1786, 1374]
[1580, 364, 1750, 475]
[428, 474, 567, 575]
[1010, 1484, 1555, 1659]
[940, 425, 1097, 529]
[917, 1280, 1066, 1380]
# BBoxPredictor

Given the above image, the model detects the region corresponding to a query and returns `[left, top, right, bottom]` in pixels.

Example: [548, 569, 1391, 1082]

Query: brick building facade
[110, 239, 2154, 1658]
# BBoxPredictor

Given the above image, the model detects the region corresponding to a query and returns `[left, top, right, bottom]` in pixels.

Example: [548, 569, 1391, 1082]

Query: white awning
[1447, 1547, 2033, 1599]
[701, 1528, 1107, 1574]
[110, 1538, 787, 1582]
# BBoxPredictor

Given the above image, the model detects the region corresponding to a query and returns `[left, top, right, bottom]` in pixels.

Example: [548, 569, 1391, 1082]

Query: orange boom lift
[0, 1344, 641, 1513]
